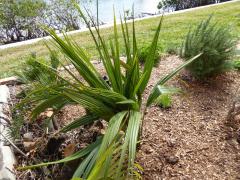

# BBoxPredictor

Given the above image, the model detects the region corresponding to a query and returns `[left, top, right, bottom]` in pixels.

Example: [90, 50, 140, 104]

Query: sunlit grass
[0, 1, 239, 78]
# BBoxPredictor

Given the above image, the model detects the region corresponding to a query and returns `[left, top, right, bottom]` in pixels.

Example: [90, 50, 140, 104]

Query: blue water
[77, 0, 160, 23]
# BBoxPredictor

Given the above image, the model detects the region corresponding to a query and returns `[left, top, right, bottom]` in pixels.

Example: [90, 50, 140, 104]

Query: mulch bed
[8, 55, 240, 179]
[138, 55, 240, 179]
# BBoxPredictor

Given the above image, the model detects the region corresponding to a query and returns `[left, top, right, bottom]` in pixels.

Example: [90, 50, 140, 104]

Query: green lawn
[0, 1, 240, 78]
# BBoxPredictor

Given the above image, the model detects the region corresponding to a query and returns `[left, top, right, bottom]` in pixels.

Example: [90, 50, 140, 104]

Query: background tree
[0, 0, 97, 44]
[157, 0, 230, 11]
[0, 0, 47, 43]
[47, 0, 82, 31]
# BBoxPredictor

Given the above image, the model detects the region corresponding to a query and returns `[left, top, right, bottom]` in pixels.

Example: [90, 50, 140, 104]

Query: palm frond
[147, 53, 202, 106]
[47, 29, 108, 89]
[60, 114, 99, 133]
[137, 16, 163, 95]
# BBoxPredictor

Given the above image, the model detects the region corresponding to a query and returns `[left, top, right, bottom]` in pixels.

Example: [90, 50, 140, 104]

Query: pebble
[23, 132, 33, 141]
[46, 110, 54, 117]
[166, 138, 176, 148]
[165, 155, 179, 165]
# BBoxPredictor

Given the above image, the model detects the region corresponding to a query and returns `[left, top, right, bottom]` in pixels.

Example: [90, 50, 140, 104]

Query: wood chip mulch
[137, 55, 240, 179]
[8, 55, 240, 179]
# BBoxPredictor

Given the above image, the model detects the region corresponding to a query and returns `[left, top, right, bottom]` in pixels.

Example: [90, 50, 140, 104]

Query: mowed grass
[0, 1, 239, 78]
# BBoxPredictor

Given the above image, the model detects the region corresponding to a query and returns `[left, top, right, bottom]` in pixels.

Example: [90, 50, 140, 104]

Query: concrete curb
[0, 77, 20, 86]
[0, 0, 239, 50]
[0, 85, 16, 180]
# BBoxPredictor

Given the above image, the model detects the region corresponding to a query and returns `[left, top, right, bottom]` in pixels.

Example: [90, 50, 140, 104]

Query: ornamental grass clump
[181, 15, 236, 79]
[18, 2, 201, 179]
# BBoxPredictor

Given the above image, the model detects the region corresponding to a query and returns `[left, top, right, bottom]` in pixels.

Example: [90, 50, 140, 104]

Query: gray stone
[23, 132, 33, 141]
[165, 155, 179, 165]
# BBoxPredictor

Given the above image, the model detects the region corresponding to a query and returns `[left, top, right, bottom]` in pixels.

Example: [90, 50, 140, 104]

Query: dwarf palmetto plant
[18, 3, 201, 179]
[16, 50, 60, 85]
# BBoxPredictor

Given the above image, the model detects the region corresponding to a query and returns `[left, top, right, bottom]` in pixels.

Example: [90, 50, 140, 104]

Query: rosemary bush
[181, 16, 236, 78]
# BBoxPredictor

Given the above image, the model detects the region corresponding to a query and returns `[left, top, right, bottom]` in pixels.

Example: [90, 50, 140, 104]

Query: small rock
[23, 132, 33, 141]
[100, 129, 106, 135]
[166, 139, 176, 148]
[145, 147, 154, 154]
[46, 110, 54, 117]
[165, 155, 179, 165]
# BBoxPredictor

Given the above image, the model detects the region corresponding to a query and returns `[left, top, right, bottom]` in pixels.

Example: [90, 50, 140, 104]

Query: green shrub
[181, 16, 236, 78]
[16, 52, 60, 85]
[138, 45, 162, 66]
[156, 94, 172, 108]
[166, 44, 179, 55]
[232, 59, 240, 70]
[8, 108, 25, 139]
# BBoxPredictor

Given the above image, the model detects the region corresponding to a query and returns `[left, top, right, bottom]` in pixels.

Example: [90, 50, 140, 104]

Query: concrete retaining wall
[0, 85, 16, 180]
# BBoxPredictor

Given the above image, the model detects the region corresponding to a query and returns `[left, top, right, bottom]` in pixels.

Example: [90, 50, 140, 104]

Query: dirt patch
[137, 55, 240, 179]
[8, 85, 104, 179]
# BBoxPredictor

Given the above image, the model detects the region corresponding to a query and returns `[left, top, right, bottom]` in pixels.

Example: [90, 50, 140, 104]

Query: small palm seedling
[154, 86, 181, 108]
[18, 3, 201, 179]
[138, 44, 162, 67]
[233, 59, 240, 70]
[181, 15, 236, 79]
[13, 51, 65, 135]
[16, 51, 61, 85]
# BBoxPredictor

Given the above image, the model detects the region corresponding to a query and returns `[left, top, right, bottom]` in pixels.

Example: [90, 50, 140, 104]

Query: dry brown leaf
[63, 143, 76, 157]
[23, 141, 36, 151]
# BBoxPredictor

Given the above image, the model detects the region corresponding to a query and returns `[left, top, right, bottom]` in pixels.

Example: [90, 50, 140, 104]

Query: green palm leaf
[147, 53, 202, 106]
[115, 111, 141, 179]
[60, 114, 99, 133]
[137, 16, 163, 95]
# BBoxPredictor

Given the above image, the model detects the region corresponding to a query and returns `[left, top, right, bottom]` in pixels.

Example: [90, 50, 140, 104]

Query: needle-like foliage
[181, 15, 236, 78]
[18, 2, 201, 179]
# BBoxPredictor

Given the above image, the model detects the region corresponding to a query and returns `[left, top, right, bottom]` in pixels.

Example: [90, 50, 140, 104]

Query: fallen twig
[0, 132, 27, 157]
[186, 147, 209, 154]
[0, 101, 10, 105]
[5, 167, 16, 176]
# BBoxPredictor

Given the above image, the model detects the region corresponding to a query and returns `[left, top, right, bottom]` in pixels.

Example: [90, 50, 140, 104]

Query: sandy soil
[138, 55, 240, 180]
